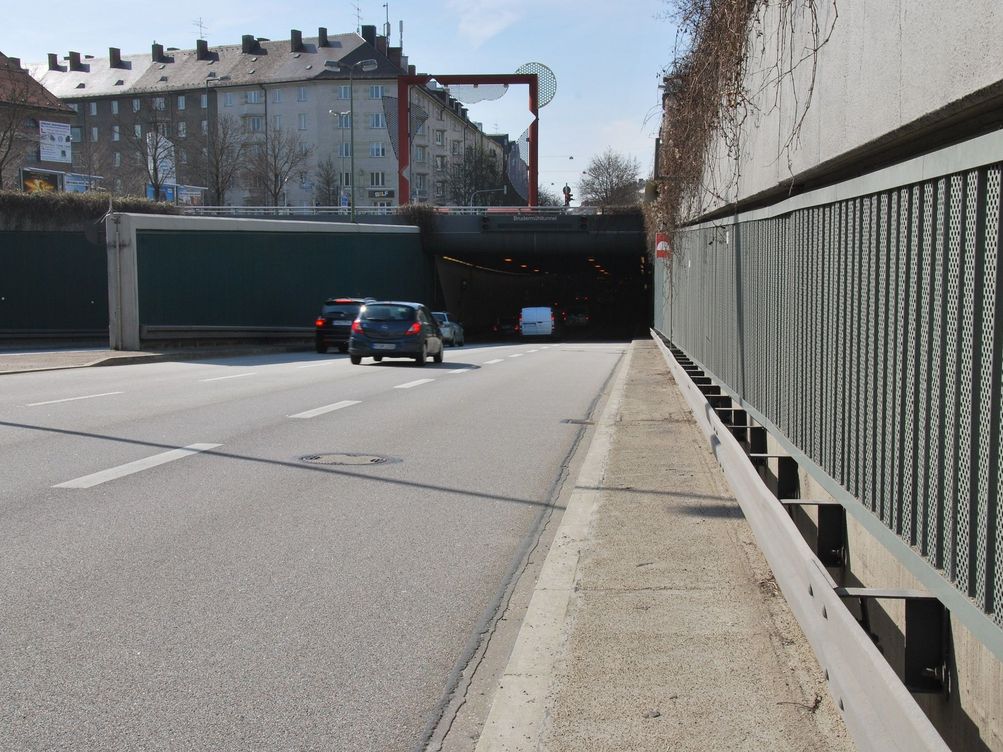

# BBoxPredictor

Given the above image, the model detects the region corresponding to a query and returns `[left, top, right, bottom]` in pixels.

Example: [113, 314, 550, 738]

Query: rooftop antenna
[193, 17, 208, 41]
[399, 20, 404, 49]
[383, 3, 391, 41]
[352, 1, 362, 34]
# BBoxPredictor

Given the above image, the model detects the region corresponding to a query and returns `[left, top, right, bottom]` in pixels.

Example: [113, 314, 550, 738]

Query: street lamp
[324, 58, 378, 221]
[204, 73, 231, 204]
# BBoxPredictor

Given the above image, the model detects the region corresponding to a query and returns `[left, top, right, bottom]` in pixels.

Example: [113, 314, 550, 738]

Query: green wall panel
[136, 229, 430, 327]
[0, 231, 107, 333]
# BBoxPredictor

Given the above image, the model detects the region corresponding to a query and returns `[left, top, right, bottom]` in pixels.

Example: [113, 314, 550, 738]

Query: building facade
[28, 26, 507, 207]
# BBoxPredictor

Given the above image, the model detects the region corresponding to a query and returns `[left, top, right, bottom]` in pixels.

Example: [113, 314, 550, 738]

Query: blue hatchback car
[348, 301, 444, 366]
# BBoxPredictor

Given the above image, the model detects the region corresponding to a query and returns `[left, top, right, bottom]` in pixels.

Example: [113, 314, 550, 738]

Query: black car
[348, 301, 444, 366]
[315, 297, 372, 353]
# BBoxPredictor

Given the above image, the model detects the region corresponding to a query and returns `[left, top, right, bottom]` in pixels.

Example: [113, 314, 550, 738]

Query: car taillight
[405, 321, 421, 336]
[315, 317, 325, 328]
[351, 320, 363, 334]
[514, 323, 520, 332]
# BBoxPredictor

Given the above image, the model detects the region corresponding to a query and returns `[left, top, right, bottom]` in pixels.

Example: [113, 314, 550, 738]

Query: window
[434, 130, 444, 145]
[111, 125, 120, 141]
[223, 92, 234, 107]
[273, 114, 283, 130]
[415, 145, 426, 162]
[133, 124, 142, 138]
[114, 178, 122, 192]
[111, 100, 119, 115]
[90, 126, 98, 142]
[341, 171, 352, 186]
[338, 142, 351, 158]
[434, 182, 445, 197]
[88, 102, 97, 116]
[297, 86, 307, 102]
[246, 89, 263, 104]
[248, 116, 264, 133]
[337, 112, 351, 129]
[415, 122, 425, 135]
[437, 109, 444, 121]
[271, 89, 283, 104]
[298, 142, 309, 157]
[298, 113, 307, 130]
[153, 97, 166, 111]
[369, 142, 385, 158]
[451, 141, 461, 155]
[337, 85, 350, 100]
[177, 95, 186, 110]
[177, 122, 187, 138]
[68, 103, 79, 112]
[369, 85, 384, 99]
[368, 113, 386, 129]
[113, 152, 121, 167]
[369, 171, 386, 187]
[415, 174, 426, 190]
[131, 99, 141, 112]
[434, 155, 447, 171]
[200, 120, 208, 135]
[179, 150, 188, 165]
[70, 126, 82, 143]
[158, 122, 170, 137]
[200, 93, 208, 109]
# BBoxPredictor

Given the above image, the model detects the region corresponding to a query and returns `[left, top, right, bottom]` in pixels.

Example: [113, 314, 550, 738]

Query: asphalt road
[0, 341, 626, 752]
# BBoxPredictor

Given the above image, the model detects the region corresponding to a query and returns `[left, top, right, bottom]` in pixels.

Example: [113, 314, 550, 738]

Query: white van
[520, 306, 555, 338]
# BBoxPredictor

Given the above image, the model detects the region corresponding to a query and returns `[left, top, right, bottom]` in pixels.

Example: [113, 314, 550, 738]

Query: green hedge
[0, 191, 178, 231]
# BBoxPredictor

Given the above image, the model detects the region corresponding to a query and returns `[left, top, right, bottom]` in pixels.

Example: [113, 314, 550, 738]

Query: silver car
[432, 311, 465, 346]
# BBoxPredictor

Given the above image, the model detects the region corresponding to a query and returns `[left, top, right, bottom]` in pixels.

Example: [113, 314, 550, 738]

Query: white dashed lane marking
[288, 400, 361, 419]
[448, 369, 472, 374]
[395, 379, 434, 389]
[483, 359, 504, 365]
[200, 373, 257, 382]
[54, 443, 221, 489]
[27, 391, 123, 407]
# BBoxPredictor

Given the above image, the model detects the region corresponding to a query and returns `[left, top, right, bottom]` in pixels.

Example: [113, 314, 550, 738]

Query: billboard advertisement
[38, 121, 72, 163]
[21, 169, 60, 192]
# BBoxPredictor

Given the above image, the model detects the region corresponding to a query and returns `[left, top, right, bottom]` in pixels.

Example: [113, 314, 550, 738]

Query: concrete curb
[474, 342, 635, 751]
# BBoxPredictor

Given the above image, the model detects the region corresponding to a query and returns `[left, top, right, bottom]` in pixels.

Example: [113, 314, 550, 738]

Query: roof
[27, 34, 401, 99]
[0, 51, 72, 112]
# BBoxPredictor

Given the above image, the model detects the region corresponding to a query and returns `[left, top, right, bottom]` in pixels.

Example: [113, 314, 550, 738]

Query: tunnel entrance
[434, 250, 653, 341]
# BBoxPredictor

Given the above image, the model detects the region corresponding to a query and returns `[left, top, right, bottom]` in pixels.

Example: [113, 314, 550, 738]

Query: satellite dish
[515, 62, 557, 107]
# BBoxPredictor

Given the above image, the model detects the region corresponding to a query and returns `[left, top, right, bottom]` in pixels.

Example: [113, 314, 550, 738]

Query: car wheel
[373, 355, 383, 362]
[414, 343, 427, 366]
[458, 337, 464, 347]
[315, 343, 328, 354]
[350, 354, 362, 365]
[433, 345, 443, 364]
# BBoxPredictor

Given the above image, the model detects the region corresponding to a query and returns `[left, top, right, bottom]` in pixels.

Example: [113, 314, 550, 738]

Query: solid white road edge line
[54, 443, 222, 489]
[394, 379, 434, 389]
[27, 391, 124, 407]
[448, 368, 471, 374]
[474, 342, 635, 752]
[200, 373, 257, 382]
[288, 400, 361, 419]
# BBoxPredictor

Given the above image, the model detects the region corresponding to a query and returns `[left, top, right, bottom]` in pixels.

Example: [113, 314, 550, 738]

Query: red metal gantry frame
[395, 74, 539, 207]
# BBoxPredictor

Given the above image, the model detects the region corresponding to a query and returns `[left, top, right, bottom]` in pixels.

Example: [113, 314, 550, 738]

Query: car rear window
[361, 304, 416, 322]
[321, 303, 362, 319]
[432, 313, 446, 324]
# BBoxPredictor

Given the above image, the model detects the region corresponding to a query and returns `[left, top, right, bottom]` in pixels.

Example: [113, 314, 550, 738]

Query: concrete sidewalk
[476, 339, 853, 751]
[0, 345, 309, 374]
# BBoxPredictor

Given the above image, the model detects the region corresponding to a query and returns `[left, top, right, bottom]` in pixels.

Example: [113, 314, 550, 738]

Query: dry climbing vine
[646, 0, 838, 246]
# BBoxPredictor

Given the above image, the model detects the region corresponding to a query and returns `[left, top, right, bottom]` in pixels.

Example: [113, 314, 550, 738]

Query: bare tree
[117, 104, 178, 201]
[537, 185, 562, 207]
[0, 58, 46, 189]
[447, 143, 503, 205]
[244, 128, 312, 206]
[314, 155, 340, 206]
[189, 114, 250, 205]
[579, 148, 641, 207]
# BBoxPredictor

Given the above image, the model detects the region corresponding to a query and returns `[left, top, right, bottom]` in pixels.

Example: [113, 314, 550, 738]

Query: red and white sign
[655, 232, 670, 259]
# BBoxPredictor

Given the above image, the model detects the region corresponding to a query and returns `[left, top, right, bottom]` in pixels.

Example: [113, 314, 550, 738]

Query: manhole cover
[562, 419, 594, 425]
[300, 453, 401, 466]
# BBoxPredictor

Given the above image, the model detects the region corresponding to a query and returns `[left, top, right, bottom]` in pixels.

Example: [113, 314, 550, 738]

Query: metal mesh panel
[991, 166, 1003, 617]
[861, 196, 877, 513]
[958, 173, 977, 594]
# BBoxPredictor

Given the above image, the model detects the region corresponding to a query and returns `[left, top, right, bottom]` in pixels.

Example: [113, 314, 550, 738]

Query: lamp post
[324, 58, 378, 222]
[203, 73, 230, 204]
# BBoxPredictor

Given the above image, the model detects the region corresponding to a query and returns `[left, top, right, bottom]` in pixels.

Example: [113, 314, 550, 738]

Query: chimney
[375, 35, 388, 55]
[68, 51, 83, 71]
[388, 47, 402, 67]
[361, 25, 376, 46]
[8, 57, 21, 70]
[408, 64, 416, 76]
[109, 47, 122, 68]
[196, 39, 210, 60]
[241, 34, 256, 54]
[48, 53, 60, 71]
[290, 29, 304, 52]
[318, 27, 329, 47]
[151, 43, 164, 62]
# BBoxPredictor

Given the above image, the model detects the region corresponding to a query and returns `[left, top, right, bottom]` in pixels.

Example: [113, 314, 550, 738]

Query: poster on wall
[38, 121, 72, 163]
[63, 173, 93, 193]
[21, 169, 60, 192]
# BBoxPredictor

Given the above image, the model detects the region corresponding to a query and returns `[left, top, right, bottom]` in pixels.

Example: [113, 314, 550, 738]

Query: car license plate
[373, 343, 396, 350]
[334, 320, 351, 326]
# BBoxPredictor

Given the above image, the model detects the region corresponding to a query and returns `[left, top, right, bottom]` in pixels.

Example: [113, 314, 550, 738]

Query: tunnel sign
[655, 233, 670, 259]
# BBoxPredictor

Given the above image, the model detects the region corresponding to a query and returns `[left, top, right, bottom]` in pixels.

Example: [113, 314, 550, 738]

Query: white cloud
[445, 0, 526, 48]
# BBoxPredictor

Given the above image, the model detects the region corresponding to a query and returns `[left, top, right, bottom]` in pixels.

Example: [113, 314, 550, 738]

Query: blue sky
[2, 0, 677, 196]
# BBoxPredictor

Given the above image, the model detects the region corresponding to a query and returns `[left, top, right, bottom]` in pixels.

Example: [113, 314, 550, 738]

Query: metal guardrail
[140, 325, 312, 341]
[652, 331, 950, 752]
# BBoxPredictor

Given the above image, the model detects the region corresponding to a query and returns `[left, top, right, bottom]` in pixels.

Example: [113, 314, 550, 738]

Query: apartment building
[28, 26, 507, 207]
